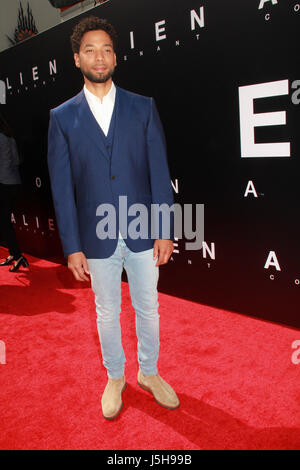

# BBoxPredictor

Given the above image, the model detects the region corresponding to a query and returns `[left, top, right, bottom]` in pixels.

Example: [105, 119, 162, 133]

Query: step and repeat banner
[0, 0, 299, 326]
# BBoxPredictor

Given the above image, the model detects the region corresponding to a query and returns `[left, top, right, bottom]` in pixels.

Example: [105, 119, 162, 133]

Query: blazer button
[106, 145, 110, 150]
[111, 175, 115, 180]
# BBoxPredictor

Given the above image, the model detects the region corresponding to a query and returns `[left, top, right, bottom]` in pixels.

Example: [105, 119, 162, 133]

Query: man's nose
[95, 51, 104, 61]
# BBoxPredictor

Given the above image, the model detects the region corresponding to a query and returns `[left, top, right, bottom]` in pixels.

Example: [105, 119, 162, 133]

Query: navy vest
[98, 101, 117, 160]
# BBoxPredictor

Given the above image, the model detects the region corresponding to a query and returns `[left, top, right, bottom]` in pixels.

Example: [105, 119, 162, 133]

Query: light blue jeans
[87, 236, 159, 379]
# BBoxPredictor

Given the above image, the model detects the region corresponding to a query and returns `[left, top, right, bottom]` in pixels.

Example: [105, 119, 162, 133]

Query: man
[47, 16, 179, 420]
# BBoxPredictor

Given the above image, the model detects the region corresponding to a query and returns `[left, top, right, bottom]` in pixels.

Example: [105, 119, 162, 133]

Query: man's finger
[155, 250, 166, 266]
[76, 267, 90, 281]
[156, 248, 173, 266]
[82, 259, 90, 276]
[70, 264, 89, 281]
[72, 269, 83, 281]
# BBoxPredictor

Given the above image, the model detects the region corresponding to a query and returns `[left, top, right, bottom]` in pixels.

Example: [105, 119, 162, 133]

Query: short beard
[82, 68, 114, 84]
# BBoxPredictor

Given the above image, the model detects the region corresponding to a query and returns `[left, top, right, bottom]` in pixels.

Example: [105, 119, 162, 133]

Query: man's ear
[74, 53, 80, 68]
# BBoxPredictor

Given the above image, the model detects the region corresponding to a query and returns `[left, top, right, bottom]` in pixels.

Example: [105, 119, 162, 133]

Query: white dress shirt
[84, 82, 116, 136]
[84, 81, 122, 239]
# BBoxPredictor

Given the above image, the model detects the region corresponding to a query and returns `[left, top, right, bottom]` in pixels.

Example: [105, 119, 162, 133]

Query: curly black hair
[70, 16, 118, 54]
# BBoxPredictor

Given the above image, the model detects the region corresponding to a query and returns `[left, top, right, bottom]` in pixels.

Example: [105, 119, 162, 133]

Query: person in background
[0, 113, 29, 272]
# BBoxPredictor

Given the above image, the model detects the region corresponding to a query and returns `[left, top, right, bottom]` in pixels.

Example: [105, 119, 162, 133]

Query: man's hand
[67, 251, 90, 281]
[153, 239, 174, 266]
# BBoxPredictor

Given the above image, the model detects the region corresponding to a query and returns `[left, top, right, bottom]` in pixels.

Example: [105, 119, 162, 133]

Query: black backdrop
[0, 0, 299, 327]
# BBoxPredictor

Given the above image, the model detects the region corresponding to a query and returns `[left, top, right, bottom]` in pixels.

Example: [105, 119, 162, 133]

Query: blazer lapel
[75, 89, 109, 162]
[111, 87, 133, 163]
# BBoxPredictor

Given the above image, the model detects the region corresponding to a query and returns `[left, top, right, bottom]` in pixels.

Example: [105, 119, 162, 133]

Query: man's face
[74, 29, 117, 84]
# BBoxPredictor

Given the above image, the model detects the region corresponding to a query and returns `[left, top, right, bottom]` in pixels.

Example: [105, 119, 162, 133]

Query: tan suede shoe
[101, 376, 126, 420]
[137, 370, 180, 409]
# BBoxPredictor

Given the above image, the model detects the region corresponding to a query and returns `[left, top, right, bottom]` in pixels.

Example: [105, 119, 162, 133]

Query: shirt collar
[84, 81, 116, 105]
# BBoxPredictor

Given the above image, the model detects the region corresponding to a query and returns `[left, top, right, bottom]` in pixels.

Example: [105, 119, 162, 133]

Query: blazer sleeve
[10, 138, 21, 166]
[0, 133, 11, 165]
[0, 133, 21, 184]
[0, 133, 15, 166]
[146, 98, 174, 240]
[47, 110, 82, 257]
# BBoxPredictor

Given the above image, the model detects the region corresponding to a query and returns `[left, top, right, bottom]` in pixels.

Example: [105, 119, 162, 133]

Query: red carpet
[0, 246, 300, 450]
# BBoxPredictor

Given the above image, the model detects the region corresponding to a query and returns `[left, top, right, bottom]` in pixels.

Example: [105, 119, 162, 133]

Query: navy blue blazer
[47, 86, 174, 259]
